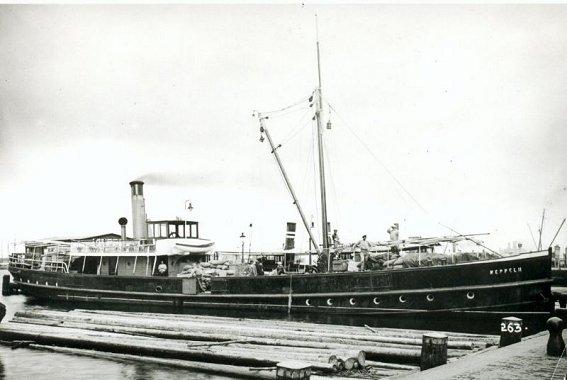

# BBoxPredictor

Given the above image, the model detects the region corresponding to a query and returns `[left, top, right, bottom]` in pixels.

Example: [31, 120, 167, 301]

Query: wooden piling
[499, 317, 523, 347]
[420, 333, 448, 371]
[2, 274, 11, 296]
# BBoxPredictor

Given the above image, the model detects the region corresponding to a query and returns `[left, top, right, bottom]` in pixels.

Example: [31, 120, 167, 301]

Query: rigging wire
[260, 94, 312, 116]
[322, 127, 343, 232]
[299, 122, 315, 218]
[311, 118, 320, 232]
[326, 101, 499, 254]
[327, 102, 428, 215]
[280, 110, 312, 147]
[265, 104, 309, 120]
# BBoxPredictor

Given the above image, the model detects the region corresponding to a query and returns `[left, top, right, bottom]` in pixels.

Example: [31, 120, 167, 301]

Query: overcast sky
[1, 4, 566, 255]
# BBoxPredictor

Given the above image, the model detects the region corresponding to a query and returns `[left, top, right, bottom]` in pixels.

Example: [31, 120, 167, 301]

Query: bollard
[547, 317, 565, 356]
[499, 317, 523, 347]
[276, 361, 311, 380]
[1, 274, 12, 296]
[420, 333, 448, 371]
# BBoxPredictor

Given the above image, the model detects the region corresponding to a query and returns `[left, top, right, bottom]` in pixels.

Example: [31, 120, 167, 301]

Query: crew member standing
[157, 260, 168, 276]
[354, 235, 371, 271]
[332, 229, 340, 248]
[387, 223, 400, 259]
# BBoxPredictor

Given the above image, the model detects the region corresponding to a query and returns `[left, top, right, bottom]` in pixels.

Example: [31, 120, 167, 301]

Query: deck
[397, 329, 565, 379]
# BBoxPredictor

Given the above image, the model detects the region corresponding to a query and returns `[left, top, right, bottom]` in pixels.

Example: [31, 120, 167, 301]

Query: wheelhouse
[147, 220, 199, 240]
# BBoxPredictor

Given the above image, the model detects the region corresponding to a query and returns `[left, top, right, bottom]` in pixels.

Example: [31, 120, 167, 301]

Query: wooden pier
[0, 308, 499, 379]
[400, 328, 567, 379]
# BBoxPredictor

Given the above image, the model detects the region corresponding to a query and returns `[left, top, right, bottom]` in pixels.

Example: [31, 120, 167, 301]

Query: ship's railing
[70, 241, 156, 254]
[8, 254, 69, 273]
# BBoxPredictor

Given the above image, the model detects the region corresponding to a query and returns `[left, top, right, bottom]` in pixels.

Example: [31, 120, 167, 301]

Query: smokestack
[118, 217, 128, 240]
[129, 181, 148, 240]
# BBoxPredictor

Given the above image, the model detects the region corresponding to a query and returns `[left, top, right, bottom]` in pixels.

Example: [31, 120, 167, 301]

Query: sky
[1, 4, 566, 255]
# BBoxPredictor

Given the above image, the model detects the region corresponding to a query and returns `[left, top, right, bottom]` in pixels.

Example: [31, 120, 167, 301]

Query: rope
[312, 119, 320, 232]
[327, 102, 429, 214]
[323, 131, 343, 232]
[438, 224, 500, 257]
[260, 93, 312, 115]
[280, 110, 312, 147]
[326, 101, 499, 254]
[551, 346, 566, 379]
[299, 123, 315, 223]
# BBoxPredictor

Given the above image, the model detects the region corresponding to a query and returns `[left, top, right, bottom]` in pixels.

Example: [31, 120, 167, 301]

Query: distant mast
[314, 16, 330, 271]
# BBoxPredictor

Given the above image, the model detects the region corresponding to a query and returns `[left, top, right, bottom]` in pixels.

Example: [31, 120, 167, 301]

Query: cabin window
[160, 224, 167, 237]
[148, 224, 154, 238]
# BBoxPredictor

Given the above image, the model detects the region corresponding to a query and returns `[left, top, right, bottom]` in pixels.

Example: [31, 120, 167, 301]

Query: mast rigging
[256, 113, 322, 256]
[315, 15, 331, 272]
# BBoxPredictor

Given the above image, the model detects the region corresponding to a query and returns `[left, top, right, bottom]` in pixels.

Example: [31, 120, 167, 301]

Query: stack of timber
[0, 308, 499, 379]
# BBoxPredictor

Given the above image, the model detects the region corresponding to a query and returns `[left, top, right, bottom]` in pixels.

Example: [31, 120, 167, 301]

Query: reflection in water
[0, 356, 5, 380]
[133, 364, 152, 380]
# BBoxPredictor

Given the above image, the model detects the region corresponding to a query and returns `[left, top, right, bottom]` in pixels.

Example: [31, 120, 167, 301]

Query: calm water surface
[0, 271, 231, 380]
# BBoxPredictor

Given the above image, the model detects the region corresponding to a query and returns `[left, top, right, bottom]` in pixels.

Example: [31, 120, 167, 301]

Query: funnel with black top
[129, 181, 148, 239]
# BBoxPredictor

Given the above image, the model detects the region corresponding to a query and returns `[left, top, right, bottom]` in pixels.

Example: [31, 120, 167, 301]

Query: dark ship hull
[8, 250, 553, 322]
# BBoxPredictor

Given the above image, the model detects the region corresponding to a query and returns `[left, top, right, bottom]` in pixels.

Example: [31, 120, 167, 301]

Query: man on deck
[332, 229, 340, 248]
[157, 261, 168, 276]
[354, 235, 371, 271]
[387, 223, 401, 260]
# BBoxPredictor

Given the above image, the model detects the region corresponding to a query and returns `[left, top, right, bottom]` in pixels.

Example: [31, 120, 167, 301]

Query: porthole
[155, 285, 163, 293]
[399, 295, 407, 303]
[426, 294, 434, 302]
[349, 298, 356, 306]
[305, 299, 311, 306]
[373, 297, 380, 305]
[467, 291, 475, 300]
[327, 298, 333, 306]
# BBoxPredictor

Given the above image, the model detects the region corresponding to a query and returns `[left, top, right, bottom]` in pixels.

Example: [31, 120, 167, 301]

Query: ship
[5, 31, 554, 330]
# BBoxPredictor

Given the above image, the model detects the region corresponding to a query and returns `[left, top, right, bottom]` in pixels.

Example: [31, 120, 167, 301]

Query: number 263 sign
[501, 322, 521, 333]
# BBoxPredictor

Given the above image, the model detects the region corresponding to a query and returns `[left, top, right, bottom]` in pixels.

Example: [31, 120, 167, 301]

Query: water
[0, 346, 230, 380]
[0, 271, 231, 380]
[0, 269, 547, 379]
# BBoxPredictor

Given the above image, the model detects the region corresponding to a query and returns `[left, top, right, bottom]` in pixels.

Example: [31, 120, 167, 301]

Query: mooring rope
[551, 345, 566, 379]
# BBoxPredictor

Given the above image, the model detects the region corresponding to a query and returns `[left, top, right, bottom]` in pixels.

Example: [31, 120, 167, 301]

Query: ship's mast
[258, 114, 322, 255]
[315, 17, 330, 271]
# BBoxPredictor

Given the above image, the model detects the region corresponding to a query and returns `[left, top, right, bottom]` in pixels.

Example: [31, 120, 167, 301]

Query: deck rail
[9, 254, 69, 273]
[70, 241, 155, 254]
